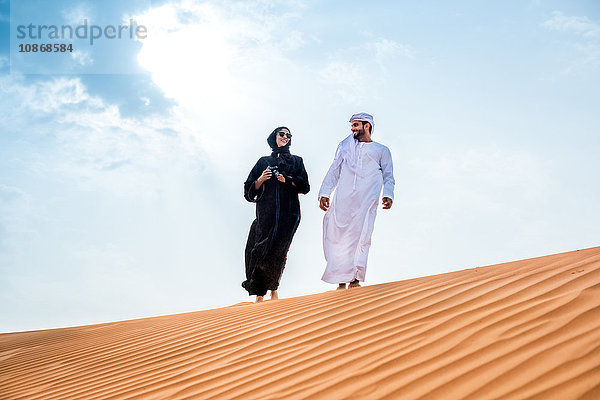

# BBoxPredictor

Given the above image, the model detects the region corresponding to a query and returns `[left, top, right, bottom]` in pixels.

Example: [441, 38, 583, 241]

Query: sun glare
[135, 4, 235, 111]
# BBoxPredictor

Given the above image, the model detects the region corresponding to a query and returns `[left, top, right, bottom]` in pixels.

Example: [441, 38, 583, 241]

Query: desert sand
[1, 247, 599, 399]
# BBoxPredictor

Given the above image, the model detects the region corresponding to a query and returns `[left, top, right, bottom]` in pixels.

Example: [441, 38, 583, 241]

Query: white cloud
[542, 11, 600, 39]
[317, 37, 414, 104]
[410, 145, 549, 202]
[135, 2, 237, 110]
[32, 78, 97, 111]
[0, 71, 245, 331]
[130, 0, 412, 160]
[62, 3, 93, 24]
[131, 0, 348, 174]
[132, 0, 310, 111]
[371, 39, 415, 60]
[280, 30, 306, 51]
[0, 185, 25, 202]
[542, 11, 600, 72]
[0, 74, 197, 194]
[318, 61, 368, 104]
[71, 50, 94, 66]
[0, 184, 34, 255]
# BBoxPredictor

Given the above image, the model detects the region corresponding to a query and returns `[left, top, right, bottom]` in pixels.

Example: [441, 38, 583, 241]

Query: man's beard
[353, 128, 365, 139]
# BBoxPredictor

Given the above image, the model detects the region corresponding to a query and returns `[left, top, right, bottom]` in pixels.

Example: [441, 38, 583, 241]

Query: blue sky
[1, 0, 599, 332]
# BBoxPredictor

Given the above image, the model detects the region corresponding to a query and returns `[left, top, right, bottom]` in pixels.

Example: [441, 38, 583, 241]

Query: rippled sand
[1, 247, 599, 399]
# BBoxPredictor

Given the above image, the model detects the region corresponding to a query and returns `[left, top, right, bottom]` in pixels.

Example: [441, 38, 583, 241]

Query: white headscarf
[339, 134, 358, 167]
[349, 112, 374, 133]
[340, 112, 375, 168]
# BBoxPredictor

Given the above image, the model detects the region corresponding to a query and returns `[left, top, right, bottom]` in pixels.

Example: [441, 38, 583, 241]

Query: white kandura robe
[319, 135, 395, 284]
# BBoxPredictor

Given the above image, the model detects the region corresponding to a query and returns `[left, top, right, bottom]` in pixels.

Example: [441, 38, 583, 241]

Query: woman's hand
[255, 167, 272, 190]
[277, 174, 286, 183]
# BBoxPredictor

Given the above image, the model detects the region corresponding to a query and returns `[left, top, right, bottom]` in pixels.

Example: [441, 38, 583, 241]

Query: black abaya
[242, 148, 310, 296]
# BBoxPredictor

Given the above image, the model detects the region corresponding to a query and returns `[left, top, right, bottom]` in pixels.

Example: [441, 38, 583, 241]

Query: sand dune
[1, 247, 600, 399]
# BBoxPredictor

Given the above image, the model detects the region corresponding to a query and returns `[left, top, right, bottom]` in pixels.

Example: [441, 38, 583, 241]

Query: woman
[242, 126, 310, 303]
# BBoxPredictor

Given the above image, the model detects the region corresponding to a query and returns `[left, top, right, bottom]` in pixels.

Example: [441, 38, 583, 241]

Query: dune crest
[2, 247, 600, 399]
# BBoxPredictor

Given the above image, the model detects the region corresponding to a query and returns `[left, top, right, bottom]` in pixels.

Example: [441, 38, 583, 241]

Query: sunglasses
[278, 131, 292, 138]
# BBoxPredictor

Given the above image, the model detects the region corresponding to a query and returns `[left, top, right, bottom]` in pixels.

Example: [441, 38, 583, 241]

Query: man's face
[351, 121, 366, 139]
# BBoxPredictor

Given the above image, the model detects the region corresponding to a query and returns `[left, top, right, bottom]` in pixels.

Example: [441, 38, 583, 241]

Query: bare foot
[337, 283, 347, 290]
[270, 290, 279, 300]
[348, 279, 361, 288]
[255, 296, 264, 303]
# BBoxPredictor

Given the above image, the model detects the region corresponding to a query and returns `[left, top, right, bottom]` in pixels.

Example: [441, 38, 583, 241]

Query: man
[318, 112, 395, 289]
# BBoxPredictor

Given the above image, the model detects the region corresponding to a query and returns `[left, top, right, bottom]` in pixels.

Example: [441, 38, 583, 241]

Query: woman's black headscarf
[267, 126, 291, 156]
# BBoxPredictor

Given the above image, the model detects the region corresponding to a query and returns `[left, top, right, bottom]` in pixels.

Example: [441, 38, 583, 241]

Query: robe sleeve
[381, 146, 395, 201]
[284, 156, 310, 195]
[244, 159, 265, 202]
[318, 143, 343, 199]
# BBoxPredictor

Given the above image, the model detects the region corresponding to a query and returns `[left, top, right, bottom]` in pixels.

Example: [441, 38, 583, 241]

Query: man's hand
[319, 197, 330, 211]
[277, 174, 286, 183]
[382, 197, 393, 209]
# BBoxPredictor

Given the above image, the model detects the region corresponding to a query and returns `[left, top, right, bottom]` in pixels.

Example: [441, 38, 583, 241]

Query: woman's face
[275, 128, 291, 147]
